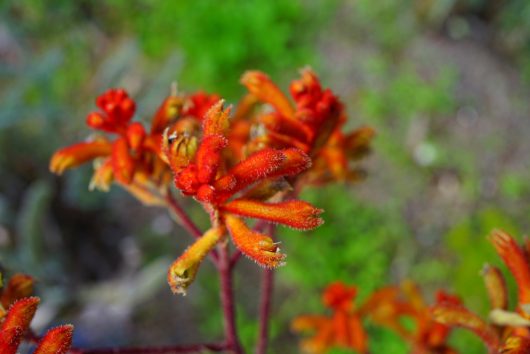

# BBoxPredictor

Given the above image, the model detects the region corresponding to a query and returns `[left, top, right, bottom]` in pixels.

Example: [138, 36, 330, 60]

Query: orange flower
[430, 230, 530, 353]
[0, 273, 73, 354]
[50, 88, 185, 205]
[360, 281, 460, 354]
[240, 68, 374, 185]
[291, 282, 367, 354]
[163, 99, 324, 279]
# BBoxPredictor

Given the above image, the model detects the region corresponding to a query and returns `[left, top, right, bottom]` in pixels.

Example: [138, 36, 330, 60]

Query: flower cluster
[292, 281, 460, 354]
[431, 230, 530, 353]
[291, 282, 367, 354]
[49, 69, 373, 295]
[0, 273, 73, 354]
[361, 281, 460, 354]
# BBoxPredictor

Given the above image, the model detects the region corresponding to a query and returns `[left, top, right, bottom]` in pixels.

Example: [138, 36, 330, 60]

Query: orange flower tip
[3, 296, 40, 331]
[34, 324, 74, 354]
[167, 227, 223, 295]
[240, 71, 295, 118]
[202, 99, 231, 136]
[225, 215, 286, 268]
[126, 122, 146, 152]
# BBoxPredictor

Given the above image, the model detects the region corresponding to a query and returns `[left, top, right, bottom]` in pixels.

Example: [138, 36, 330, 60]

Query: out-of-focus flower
[291, 282, 368, 354]
[0, 274, 73, 354]
[431, 230, 530, 354]
[361, 281, 460, 354]
[240, 68, 374, 185]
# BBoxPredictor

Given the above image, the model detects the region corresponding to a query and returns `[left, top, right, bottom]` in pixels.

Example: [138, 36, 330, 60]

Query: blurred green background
[2, 0, 530, 353]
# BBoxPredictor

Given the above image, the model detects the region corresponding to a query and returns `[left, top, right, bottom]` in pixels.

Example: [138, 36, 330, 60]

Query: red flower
[0, 274, 73, 354]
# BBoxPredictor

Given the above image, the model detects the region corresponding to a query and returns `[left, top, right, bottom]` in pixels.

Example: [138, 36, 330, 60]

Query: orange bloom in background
[431, 229, 530, 354]
[240, 68, 374, 185]
[0, 274, 73, 354]
[360, 281, 460, 354]
[291, 282, 368, 354]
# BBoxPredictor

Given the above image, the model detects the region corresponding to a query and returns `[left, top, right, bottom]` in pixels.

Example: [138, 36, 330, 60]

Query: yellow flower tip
[50, 141, 113, 175]
[167, 227, 224, 295]
[49, 152, 74, 175]
[162, 128, 198, 171]
[167, 259, 199, 296]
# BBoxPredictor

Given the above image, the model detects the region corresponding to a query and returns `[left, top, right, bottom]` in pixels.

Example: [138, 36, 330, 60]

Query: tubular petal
[126, 122, 146, 153]
[489, 230, 530, 308]
[50, 141, 112, 175]
[202, 100, 231, 137]
[481, 264, 508, 310]
[167, 227, 224, 295]
[0, 274, 34, 309]
[196, 135, 228, 185]
[431, 303, 499, 351]
[111, 138, 135, 184]
[1, 297, 40, 332]
[222, 199, 323, 230]
[241, 71, 295, 119]
[260, 112, 313, 144]
[34, 325, 74, 354]
[225, 215, 285, 268]
[214, 148, 286, 193]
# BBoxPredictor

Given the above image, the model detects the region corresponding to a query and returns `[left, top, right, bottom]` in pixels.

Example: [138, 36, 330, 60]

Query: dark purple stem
[255, 225, 276, 354]
[164, 191, 219, 262]
[69, 343, 226, 354]
[219, 242, 244, 354]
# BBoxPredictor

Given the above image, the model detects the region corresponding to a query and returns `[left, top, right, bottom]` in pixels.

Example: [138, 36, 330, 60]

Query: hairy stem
[255, 225, 276, 354]
[69, 343, 226, 354]
[219, 242, 244, 354]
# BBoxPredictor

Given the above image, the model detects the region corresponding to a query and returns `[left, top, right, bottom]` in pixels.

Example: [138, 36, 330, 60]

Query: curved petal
[222, 199, 323, 230]
[50, 141, 112, 175]
[225, 215, 285, 268]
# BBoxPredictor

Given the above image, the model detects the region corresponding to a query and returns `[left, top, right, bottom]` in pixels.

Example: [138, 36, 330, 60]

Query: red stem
[256, 269, 273, 354]
[219, 242, 244, 354]
[164, 191, 219, 262]
[255, 225, 276, 354]
[164, 191, 203, 239]
[69, 343, 226, 354]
